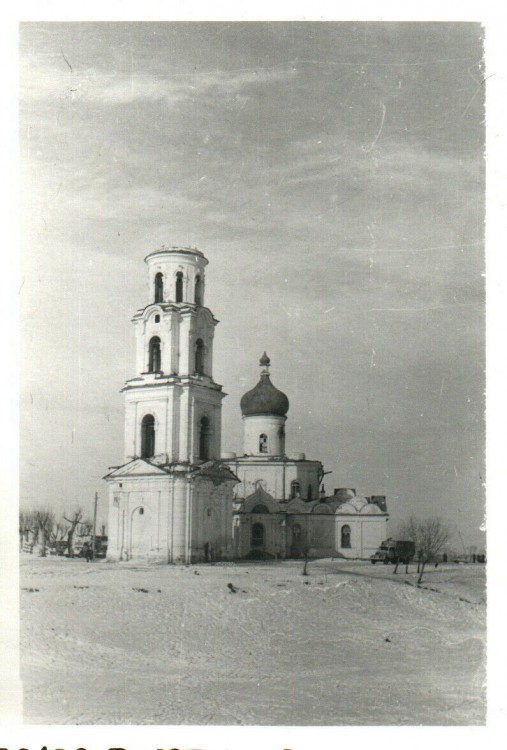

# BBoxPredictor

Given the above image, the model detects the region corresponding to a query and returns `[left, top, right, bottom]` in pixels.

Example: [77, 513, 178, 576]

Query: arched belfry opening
[176, 272, 184, 303]
[195, 338, 205, 375]
[195, 275, 203, 305]
[154, 272, 163, 303]
[148, 336, 161, 373]
[199, 416, 211, 460]
[141, 414, 155, 459]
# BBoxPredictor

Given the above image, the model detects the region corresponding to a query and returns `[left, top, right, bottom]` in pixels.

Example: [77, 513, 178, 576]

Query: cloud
[20, 57, 295, 106]
[275, 133, 483, 192]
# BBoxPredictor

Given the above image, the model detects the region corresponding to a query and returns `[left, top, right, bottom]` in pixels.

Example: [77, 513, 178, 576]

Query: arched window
[251, 523, 265, 548]
[195, 275, 203, 305]
[307, 485, 313, 502]
[251, 504, 269, 514]
[199, 416, 211, 460]
[148, 336, 161, 373]
[341, 524, 351, 549]
[154, 314, 160, 323]
[195, 338, 205, 375]
[292, 523, 302, 541]
[259, 433, 268, 453]
[154, 273, 163, 303]
[290, 480, 300, 499]
[141, 415, 155, 459]
[176, 272, 183, 303]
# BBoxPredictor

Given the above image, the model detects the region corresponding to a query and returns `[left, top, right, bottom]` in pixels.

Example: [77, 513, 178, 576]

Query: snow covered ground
[20, 556, 486, 725]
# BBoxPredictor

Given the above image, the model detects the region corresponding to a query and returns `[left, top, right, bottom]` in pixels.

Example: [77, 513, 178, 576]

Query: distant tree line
[19, 507, 95, 557]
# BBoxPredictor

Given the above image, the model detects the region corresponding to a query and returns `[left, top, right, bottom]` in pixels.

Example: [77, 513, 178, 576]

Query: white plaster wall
[234, 512, 285, 558]
[106, 476, 171, 562]
[124, 381, 223, 464]
[335, 515, 389, 559]
[106, 472, 235, 563]
[190, 390, 224, 462]
[124, 390, 169, 462]
[191, 479, 234, 561]
[243, 415, 286, 456]
[146, 249, 207, 305]
[285, 463, 321, 501]
[224, 458, 321, 501]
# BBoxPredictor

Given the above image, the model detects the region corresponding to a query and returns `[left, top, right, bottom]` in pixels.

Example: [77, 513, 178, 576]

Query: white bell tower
[122, 246, 225, 466]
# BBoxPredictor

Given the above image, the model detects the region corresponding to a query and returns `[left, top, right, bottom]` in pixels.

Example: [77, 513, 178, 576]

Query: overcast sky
[19, 22, 485, 545]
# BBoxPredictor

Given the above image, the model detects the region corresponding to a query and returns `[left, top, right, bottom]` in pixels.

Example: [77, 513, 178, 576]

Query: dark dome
[240, 372, 289, 417]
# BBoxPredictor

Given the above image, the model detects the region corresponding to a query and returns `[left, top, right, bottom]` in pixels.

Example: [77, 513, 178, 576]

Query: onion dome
[240, 354, 289, 417]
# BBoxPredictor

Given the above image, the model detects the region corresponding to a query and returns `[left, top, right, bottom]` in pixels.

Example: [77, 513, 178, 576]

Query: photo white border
[2, 2, 505, 748]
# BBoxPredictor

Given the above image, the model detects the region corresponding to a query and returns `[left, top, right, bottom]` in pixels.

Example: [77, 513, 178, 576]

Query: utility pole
[92, 491, 98, 561]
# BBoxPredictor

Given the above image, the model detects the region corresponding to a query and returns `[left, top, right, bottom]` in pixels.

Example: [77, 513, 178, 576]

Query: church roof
[240, 354, 289, 417]
[192, 461, 239, 485]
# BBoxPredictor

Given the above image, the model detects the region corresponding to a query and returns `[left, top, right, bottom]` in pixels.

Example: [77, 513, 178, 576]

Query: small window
[341, 525, 351, 549]
[176, 272, 183, 303]
[259, 433, 268, 453]
[307, 485, 313, 502]
[154, 314, 160, 323]
[290, 480, 300, 499]
[292, 523, 302, 540]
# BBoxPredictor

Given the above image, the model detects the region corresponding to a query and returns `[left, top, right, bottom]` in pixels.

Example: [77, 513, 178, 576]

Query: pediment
[243, 486, 279, 513]
[104, 458, 169, 479]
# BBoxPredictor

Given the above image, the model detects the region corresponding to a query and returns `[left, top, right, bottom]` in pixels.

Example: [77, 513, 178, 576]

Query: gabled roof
[191, 461, 239, 485]
[104, 458, 240, 483]
[103, 458, 170, 480]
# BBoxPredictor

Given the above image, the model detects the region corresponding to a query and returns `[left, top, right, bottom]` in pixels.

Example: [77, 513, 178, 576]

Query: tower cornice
[132, 302, 219, 325]
[144, 246, 208, 265]
[121, 375, 226, 395]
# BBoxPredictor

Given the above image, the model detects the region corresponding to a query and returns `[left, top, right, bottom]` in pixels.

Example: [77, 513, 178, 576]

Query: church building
[105, 246, 389, 562]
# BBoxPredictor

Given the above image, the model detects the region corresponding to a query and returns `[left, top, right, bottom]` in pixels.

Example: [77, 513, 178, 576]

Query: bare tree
[49, 520, 68, 548]
[33, 508, 56, 557]
[19, 509, 37, 550]
[399, 516, 422, 572]
[77, 518, 93, 537]
[401, 517, 450, 584]
[63, 508, 83, 557]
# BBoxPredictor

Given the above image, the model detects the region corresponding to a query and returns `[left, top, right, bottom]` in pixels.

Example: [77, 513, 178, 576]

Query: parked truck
[370, 538, 415, 565]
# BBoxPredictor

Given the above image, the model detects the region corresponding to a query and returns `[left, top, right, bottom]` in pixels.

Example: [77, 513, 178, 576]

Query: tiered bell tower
[105, 246, 237, 564]
[122, 246, 225, 466]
